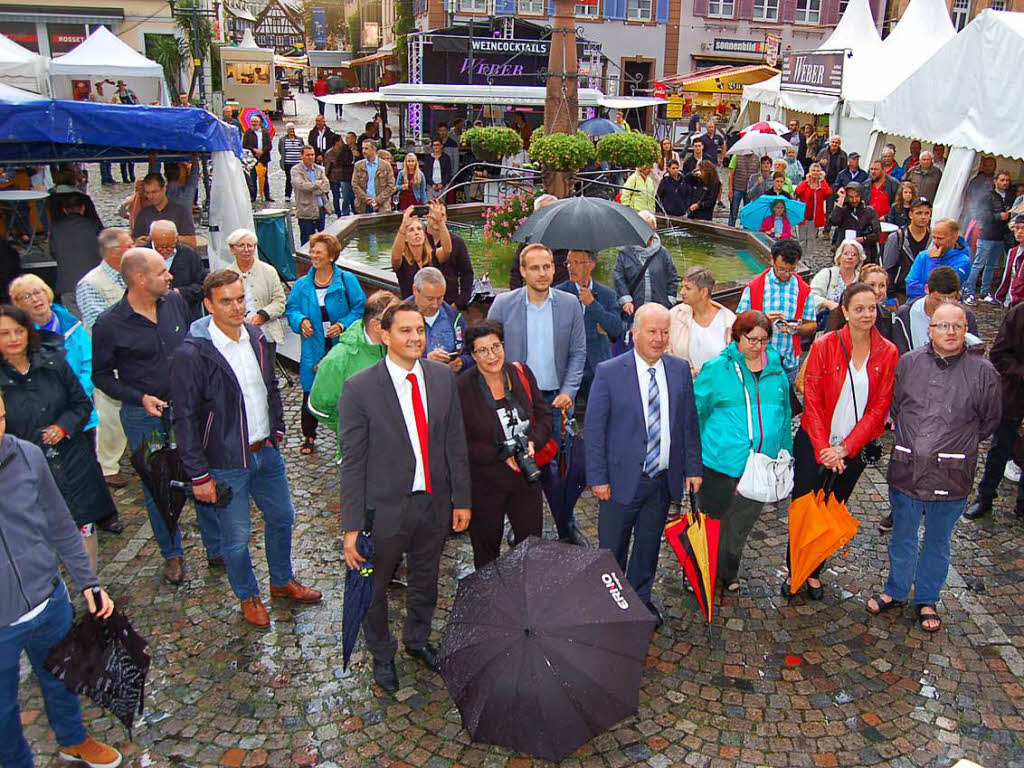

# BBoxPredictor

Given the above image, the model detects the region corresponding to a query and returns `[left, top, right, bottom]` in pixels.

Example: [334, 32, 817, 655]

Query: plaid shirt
[76, 262, 126, 331]
[737, 269, 819, 370]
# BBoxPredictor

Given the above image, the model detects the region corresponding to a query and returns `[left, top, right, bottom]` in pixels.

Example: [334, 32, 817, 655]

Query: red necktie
[406, 372, 431, 494]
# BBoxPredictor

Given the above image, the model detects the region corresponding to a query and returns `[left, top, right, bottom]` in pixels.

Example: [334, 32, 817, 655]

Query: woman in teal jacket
[694, 310, 792, 592]
[286, 233, 365, 453]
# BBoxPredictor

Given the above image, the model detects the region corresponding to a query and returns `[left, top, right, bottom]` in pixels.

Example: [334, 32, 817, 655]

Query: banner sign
[312, 7, 327, 49]
[780, 50, 844, 96]
[712, 38, 763, 55]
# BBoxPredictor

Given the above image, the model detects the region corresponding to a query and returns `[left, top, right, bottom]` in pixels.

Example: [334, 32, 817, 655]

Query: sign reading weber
[780, 50, 845, 96]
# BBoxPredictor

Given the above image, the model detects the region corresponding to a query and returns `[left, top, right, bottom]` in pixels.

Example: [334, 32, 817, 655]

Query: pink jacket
[760, 214, 793, 238]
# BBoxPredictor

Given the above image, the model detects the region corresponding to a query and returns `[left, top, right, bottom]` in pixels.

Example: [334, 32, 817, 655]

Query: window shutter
[496, 0, 516, 12]
[549, 0, 556, 13]
[693, 0, 709, 15]
[606, 0, 626, 19]
[736, 0, 754, 18]
[822, 0, 840, 24]
[656, 0, 670, 21]
[781, 0, 797, 22]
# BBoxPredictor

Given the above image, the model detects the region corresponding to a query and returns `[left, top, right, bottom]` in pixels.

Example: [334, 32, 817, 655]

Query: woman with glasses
[783, 283, 898, 599]
[456, 319, 552, 569]
[225, 228, 287, 360]
[694, 311, 792, 593]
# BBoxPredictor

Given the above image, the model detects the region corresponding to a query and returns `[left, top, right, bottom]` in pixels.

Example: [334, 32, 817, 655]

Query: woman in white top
[812, 240, 865, 305]
[668, 266, 736, 376]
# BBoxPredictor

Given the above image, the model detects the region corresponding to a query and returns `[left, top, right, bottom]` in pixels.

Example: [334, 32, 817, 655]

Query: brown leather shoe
[104, 472, 129, 488]
[269, 579, 323, 604]
[163, 556, 185, 585]
[241, 596, 270, 628]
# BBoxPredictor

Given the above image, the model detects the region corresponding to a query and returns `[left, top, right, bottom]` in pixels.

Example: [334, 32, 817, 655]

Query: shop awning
[661, 65, 778, 94]
[307, 50, 350, 67]
[274, 54, 307, 69]
[317, 83, 667, 108]
[343, 50, 392, 68]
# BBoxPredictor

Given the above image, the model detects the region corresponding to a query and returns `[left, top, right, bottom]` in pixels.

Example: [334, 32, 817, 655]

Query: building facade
[883, 0, 1023, 31]
[252, 0, 305, 53]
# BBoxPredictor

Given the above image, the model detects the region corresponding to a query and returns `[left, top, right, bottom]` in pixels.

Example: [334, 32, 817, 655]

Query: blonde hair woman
[397, 152, 427, 209]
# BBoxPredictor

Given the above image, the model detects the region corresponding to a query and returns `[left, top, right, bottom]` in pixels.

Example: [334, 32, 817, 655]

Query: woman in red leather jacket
[783, 282, 898, 599]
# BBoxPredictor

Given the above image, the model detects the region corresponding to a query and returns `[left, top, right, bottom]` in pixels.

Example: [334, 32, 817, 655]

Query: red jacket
[794, 179, 832, 228]
[313, 79, 329, 97]
[995, 244, 1024, 306]
[801, 325, 898, 458]
[760, 215, 793, 238]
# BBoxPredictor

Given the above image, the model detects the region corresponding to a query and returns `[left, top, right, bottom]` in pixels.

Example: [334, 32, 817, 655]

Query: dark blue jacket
[403, 297, 474, 373]
[171, 317, 285, 485]
[584, 350, 702, 505]
[554, 279, 623, 385]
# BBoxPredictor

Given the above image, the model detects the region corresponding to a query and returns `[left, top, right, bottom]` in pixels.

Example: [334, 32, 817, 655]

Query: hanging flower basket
[461, 126, 524, 163]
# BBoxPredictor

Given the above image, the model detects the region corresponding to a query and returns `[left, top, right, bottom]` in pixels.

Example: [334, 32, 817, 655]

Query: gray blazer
[487, 287, 587, 400]
[338, 358, 471, 537]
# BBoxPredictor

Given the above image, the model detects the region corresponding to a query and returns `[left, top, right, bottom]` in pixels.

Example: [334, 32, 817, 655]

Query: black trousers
[468, 469, 543, 569]
[598, 473, 670, 605]
[363, 493, 447, 662]
[301, 391, 318, 440]
[977, 416, 1024, 508]
[699, 466, 764, 584]
[786, 428, 866, 580]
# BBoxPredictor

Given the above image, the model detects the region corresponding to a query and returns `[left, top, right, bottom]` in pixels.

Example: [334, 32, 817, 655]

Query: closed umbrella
[739, 194, 807, 232]
[342, 512, 376, 670]
[579, 117, 623, 138]
[439, 538, 655, 762]
[787, 473, 859, 594]
[129, 412, 189, 536]
[540, 416, 587, 537]
[664, 491, 720, 622]
[512, 197, 653, 252]
[726, 131, 792, 157]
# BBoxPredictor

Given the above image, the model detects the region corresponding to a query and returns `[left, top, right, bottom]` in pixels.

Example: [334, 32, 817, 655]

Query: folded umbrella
[739, 194, 806, 232]
[342, 511, 376, 670]
[439, 538, 655, 762]
[664, 491, 720, 622]
[539, 416, 587, 538]
[787, 473, 859, 594]
[44, 592, 150, 736]
[512, 196, 654, 253]
[128, 413, 189, 535]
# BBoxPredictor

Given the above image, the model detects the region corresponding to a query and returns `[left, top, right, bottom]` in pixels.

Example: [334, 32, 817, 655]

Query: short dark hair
[380, 301, 422, 330]
[466, 319, 504, 352]
[771, 171, 785, 181]
[364, 121, 376, 131]
[730, 310, 772, 343]
[203, 269, 242, 299]
[668, 159, 680, 168]
[165, 163, 182, 183]
[760, 154, 772, 165]
[438, 122, 449, 130]
[362, 289, 398, 324]
[927, 266, 961, 295]
[0, 304, 41, 352]
[770, 237, 802, 264]
[142, 172, 166, 188]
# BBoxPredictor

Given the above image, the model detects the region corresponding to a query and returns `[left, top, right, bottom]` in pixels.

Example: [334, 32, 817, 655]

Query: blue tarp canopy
[0, 85, 242, 163]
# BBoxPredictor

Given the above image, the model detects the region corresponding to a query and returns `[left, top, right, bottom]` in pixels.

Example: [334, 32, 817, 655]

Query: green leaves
[597, 132, 660, 169]
[461, 127, 524, 159]
[527, 128, 596, 172]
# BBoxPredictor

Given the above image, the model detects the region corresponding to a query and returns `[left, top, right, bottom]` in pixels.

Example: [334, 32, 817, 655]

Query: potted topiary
[527, 126, 597, 198]
[461, 126, 524, 163]
[596, 132, 660, 170]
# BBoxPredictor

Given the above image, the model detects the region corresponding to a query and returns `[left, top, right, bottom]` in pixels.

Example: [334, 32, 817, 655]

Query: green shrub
[597, 132, 660, 168]
[461, 126, 524, 158]
[527, 126, 596, 172]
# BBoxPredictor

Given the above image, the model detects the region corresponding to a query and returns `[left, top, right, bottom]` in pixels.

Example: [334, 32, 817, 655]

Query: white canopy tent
[50, 27, 169, 106]
[316, 83, 667, 109]
[873, 10, 1024, 221]
[0, 35, 49, 95]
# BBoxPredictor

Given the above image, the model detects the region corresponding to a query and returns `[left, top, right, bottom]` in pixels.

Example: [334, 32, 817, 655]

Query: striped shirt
[281, 136, 304, 166]
[737, 269, 819, 370]
[76, 262, 126, 331]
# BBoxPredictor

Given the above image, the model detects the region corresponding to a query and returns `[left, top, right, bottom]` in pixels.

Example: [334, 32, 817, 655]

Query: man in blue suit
[585, 303, 703, 627]
[488, 242, 588, 544]
[555, 249, 624, 403]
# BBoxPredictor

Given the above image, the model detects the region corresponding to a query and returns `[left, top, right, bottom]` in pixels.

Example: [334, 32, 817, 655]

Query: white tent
[0, 35, 49, 95]
[50, 27, 168, 105]
[873, 10, 1024, 220]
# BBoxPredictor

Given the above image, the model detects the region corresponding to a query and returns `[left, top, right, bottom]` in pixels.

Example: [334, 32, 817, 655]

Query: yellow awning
[343, 51, 392, 68]
[662, 65, 778, 95]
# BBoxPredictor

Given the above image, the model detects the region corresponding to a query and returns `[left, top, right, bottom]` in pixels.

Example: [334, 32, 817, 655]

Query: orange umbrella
[664, 491, 720, 622]
[787, 474, 859, 594]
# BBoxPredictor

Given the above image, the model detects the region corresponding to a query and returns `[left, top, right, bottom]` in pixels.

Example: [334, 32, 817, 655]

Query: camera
[502, 408, 541, 483]
[862, 440, 883, 465]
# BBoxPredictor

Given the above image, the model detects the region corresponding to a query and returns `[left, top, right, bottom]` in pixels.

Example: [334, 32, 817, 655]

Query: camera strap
[838, 334, 864, 425]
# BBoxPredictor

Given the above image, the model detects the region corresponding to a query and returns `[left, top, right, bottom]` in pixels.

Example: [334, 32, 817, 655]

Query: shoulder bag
[733, 362, 795, 503]
[511, 362, 559, 467]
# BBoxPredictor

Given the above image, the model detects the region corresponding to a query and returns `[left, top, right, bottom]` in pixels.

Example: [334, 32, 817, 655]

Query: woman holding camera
[457, 319, 553, 569]
[783, 283, 897, 599]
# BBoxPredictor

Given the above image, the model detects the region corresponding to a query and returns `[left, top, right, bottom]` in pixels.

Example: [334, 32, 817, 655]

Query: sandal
[726, 580, 740, 593]
[915, 604, 942, 633]
[300, 438, 315, 455]
[866, 593, 904, 615]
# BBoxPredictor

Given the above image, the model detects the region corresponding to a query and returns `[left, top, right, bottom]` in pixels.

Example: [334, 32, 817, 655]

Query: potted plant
[596, 132, 660, 170]
[483, 188, 539, 244]
[527, 127, 596, 197]
[461, 126, 524, 163]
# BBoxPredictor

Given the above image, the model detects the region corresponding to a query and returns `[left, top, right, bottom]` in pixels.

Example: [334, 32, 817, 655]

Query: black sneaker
[963, 500, 993, 521]
[879, 514, 893, 532]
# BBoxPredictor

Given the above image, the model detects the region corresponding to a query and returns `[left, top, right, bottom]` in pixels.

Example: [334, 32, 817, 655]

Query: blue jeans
[0, 581, 86, 767]
[200, 445, 295, 600]
[99, 162, 115, 184]
[728, 189, 747, 227]
[884, 488, 966, 606]
[338, 182, 354, 216]
[966, 239, 1005, 297]
[120, 404, 223, 561]
[119, 162, 135, 183]
[298, 209, 326, 244]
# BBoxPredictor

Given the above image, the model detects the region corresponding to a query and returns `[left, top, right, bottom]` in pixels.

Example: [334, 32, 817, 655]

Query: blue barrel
[253, 208, 296, 282]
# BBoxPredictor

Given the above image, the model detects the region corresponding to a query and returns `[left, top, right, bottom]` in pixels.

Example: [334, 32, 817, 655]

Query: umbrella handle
[689, 488, 700, 518]
[819, 467, 838, 496]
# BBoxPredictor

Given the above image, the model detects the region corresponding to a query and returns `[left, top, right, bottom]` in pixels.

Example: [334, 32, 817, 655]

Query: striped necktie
[644, 368, 661, 475]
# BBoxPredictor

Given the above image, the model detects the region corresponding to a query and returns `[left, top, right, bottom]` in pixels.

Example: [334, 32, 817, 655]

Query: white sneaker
[1006, 460, 1021, 483]
[964, 294, 978, 306]
[984, 294, 999, 304]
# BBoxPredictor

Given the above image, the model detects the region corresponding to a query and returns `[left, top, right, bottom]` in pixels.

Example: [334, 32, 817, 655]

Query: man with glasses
[892, 267, 980, 356]
[868, 302, 1000, 633]
[782, 119, 806, 166]
[736, 238, 818, 382]
[148, 219, 207, 320]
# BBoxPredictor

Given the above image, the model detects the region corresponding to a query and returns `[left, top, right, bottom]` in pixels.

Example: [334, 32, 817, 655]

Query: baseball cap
[844, 181, 862, 192]
[848, 152, 860, 159]
[909, 196, 932, 210]
[1013, 213, 1024, 226]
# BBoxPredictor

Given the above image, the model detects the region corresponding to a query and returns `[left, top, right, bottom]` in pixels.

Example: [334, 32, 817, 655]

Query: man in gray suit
[340, 302, 471, 694]
[488, 243, 588, 544]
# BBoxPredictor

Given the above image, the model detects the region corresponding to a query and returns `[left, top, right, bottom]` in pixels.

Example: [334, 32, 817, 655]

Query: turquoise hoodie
[693, 343, 793, 478]
[39, 303, 98, 431]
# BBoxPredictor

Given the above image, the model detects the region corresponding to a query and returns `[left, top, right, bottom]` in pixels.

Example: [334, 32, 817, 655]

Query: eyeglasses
[472, 342, 504, 358]
[13, 288, 46, 301]
[929, 322, 966, 332]
[743, 334, 769, 346]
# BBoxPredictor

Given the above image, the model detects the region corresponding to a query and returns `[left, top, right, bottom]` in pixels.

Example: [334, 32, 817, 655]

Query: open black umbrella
[439, 538, 655, 762]
[129, 413, 188, 535]
[343, 512, 376, 670]
[540, 416, 587, 539]
[511, 196, 654, 252]
[44, 593, 150, 736]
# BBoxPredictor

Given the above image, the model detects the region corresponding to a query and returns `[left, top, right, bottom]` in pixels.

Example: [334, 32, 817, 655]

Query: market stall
[49, 27, 168, 106]
[0, 33, 49, 95]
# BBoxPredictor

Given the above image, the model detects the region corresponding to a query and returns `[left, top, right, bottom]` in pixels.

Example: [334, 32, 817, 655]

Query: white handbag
[732, 362, 794, 503]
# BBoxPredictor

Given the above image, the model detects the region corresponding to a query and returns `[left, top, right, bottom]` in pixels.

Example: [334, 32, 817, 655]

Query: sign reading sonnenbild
[780, 50, 844, 96]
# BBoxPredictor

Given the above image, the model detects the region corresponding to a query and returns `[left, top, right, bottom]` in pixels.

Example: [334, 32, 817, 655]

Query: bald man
[148, 219, 208, 319]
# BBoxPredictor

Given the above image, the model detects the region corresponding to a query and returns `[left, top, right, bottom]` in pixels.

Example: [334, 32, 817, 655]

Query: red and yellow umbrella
[238, 107, 274, 139]
[665, 491, 720, 622]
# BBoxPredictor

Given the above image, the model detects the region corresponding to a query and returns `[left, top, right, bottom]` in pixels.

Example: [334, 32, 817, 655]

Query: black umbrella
[129, 412, 188, 535]
[540, 416, 587, 539]
[511, 196, 654, 252]
[343, 512, 376, 670]
[439, 538, 656, 762]
[44, 592, 151, 736]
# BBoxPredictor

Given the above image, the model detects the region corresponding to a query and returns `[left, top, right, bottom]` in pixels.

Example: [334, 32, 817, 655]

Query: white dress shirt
[209, 321, 270, 443]
[634, 351, 670, 473]
[386, 356, 429, 492]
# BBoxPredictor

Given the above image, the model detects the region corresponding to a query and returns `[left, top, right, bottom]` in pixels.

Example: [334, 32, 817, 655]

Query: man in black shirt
[424, 201, 474, 309]
[132, 172, 197, 247]
[92, 248, 217, 586]
[148, 219, 208, 320]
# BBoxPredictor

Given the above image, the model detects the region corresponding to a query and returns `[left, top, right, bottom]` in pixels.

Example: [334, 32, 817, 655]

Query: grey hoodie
[0, 434, 97, 626]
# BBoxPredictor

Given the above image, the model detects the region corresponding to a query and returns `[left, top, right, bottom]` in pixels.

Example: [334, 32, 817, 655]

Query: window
[627, 0, 652, 20]
[459, 0, 488, 10]
[839, 0, 848, 14]
[795, 0, 820, 22]
[519, 0, 544, 12]
[951, 0, 970, 29]
[707, 0, 734, 17]
[989, 0, 1005, 9]
[575, 0, 600, 16]
[752, 0, 778, 20]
